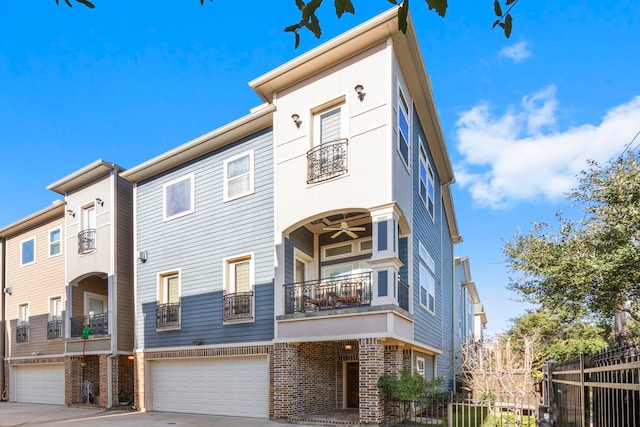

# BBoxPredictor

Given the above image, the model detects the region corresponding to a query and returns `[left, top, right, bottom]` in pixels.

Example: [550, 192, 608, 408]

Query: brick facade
[359, 338, 384, 424]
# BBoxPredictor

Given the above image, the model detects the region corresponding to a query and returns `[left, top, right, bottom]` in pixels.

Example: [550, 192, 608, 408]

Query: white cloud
[499, 41, 532, 63]
[454, 86, 640, 209]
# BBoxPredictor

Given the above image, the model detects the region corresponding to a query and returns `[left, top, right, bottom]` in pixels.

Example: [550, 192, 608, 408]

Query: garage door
[14, 364, 65, 405]
[150, 356, 268, 418]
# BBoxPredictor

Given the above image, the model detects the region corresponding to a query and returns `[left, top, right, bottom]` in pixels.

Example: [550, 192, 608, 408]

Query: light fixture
[31, 351, 40, 356]
[138, 251, 148, 263]
[67, 209, 75, 218]
[354, 84, 366, 101]
[291, 113, 302, 128]
[193, 339, 203, 346]
[344, 344, 353, 350]
[127, 355, 135, 361]
[3, 287, 12, 296]
[95, 198, 104, 207]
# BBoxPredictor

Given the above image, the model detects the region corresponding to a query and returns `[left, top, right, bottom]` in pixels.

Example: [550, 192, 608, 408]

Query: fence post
[579, 354, 590, 427]
[542, 359, 556, 426]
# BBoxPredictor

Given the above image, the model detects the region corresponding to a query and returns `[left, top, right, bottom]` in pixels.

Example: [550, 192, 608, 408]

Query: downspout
[1, 236, 6, 400]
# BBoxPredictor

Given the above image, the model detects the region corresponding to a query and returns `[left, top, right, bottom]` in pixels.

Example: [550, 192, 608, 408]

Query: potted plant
[118, 391, 131, 406]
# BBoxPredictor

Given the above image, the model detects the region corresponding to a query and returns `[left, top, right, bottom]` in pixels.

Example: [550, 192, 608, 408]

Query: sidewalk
[0, 403, 317, 427]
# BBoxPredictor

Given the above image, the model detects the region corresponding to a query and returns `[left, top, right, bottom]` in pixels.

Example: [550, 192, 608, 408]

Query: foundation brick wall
[384, 345, 404, 375]
[359, 338, 384, 424]
[403, 349, 412, 371]
[297, 342, 336, 414]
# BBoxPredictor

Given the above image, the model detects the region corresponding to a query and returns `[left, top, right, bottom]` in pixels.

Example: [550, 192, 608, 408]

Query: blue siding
[410, 108, 456, 388]
[135, 127, 274, 349]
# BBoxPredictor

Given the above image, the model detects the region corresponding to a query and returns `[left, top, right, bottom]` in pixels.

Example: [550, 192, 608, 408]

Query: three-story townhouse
[0, 201, 66, 404]
[121, 105, 275, 417]
[46, 160, 134, 408]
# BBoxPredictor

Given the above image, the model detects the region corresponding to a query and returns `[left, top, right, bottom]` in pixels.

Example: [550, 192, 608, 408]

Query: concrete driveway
[0, 403, 317, 427]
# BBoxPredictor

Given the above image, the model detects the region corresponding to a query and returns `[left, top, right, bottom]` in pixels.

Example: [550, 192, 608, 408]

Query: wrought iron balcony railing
[156, 302, 181, 328]
[16, 323, 29, 343]
[307, 138, 348, 184]
[78, 229, 96, 254]
[398, 277, 409, 311]
[223, 291, 253, 321]
[284, 271, 372, 314]
[47, 319, 63, 340]
[70, 312, 108, 338]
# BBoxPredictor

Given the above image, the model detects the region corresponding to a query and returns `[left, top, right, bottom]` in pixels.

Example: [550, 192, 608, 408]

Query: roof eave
[0, 200, 66, 238]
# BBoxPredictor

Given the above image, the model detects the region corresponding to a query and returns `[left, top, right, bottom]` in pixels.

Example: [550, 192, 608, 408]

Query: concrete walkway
[0, 403, 318, 427]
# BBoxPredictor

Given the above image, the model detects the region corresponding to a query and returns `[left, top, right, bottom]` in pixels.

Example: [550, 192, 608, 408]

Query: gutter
[1, 236, 6, 400]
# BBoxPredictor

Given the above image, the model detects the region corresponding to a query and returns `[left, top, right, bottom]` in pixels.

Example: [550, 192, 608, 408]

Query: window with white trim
[157, 271, 180, 329]
[223, 254, 254, 322]
[416, 356, 425, 377]
[224, 150, 254, 201]
[17, 302, 29, 343]
[48, 296, 63, 339]
[397, 87, 410, 166]
[163, 174, 195, 221]
[419, 242, 436, 314]
[49, 227, 62, 257]
[21, 237, 36, 266]
[314, 106, 343, 145]
[419, 138, 435, 220]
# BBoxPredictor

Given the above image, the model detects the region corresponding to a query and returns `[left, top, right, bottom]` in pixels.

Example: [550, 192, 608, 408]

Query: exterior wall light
[95, 198, 104, 206]
[291, 113, 302, 128]
[354, 84, 365, 101]
[67, 209, 75, 217]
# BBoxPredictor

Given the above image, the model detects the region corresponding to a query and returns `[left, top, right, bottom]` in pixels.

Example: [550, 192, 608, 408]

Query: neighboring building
[46, 160, 135, 408]
[121, 105, 275, 417]
[0, 201, 66, 405]
[453, 256, 487, 390]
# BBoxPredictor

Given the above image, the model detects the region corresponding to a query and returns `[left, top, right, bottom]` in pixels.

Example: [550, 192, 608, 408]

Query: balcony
[47, 319, 63, 340]
[156, 303, 180, 329]
[223, 291, 253, 321]
[284, 271, 372, 314]
[70, 312, 109, 338]
[16, 323, 29, 343]
[307, 138, 348, 184]
[77, 229, 96, 254]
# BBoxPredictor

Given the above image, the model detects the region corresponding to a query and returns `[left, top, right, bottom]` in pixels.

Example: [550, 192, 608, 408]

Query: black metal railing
[70, 312, 108, 338]
[77, 229, 96, 254]
[156, 302, 181, 328]
[307, 138, 348, 184]
[16, 323, 29, 343]
[284, 271, 372, 314]
[223, 291, 254, 321]
[398, 277, 409, 311]
[47, 319, 63, 340]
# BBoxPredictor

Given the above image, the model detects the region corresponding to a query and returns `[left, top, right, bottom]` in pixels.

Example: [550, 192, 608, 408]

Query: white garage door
[14, 364, 65, 405]
[150, 356, 268, 418]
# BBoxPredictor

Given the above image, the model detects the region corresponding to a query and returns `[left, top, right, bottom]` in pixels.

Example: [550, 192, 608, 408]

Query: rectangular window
[419, 242, 436, 314]
[17, 303, 29, 343]
[48, 296, 63, 340]
[416, 356, 425, 377]
[317, 107, 342, 145]
[21, 237, 36, 266]
[397, 87, 410, 166]
[224, 254, 254, 322]
[49, 227, 62, 257]
[419, 139, 435, 219]
[324, 243, 353, 259]
[359, 239, 373, 252]
[224, 151, 254, 201]
[163, 174, 195, 221]
[157, 271, 180, 329]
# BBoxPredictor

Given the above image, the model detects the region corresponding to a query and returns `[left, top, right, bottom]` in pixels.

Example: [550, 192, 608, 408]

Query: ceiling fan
[324, 221, 366, 239]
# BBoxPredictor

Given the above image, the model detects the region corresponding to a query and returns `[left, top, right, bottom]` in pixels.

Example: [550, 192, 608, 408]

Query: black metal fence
[70, 312, 109, 337]
[382, 394, 539, 427]
[544, 340, 640, 427]
[47, 319, 63, 339]
[222, 291, 253, 321]
[77, 229, 96, 254]
[156, 302, 180, 328]
[306, 138, 348, 184]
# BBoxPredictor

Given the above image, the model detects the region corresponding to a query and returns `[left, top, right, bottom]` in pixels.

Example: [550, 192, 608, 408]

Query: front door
[346, 362, 359, 408]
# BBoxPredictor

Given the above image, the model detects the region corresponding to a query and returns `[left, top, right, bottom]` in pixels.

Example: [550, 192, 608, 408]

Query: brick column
[99, 354, 109, 408]
[273, 342, 299, 420]
[403, 349, 412, 371]
[384, 345, 403, 375]
[135, 352, 145, 411]
[359, 338, 384, 424]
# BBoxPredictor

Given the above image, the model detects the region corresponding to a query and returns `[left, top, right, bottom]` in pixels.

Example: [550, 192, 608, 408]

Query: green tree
[503, 153, 640, 331]
[55, 0, 519, 47]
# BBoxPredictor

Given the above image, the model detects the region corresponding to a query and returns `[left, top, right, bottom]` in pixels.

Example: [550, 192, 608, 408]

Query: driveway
[0, 403, 317, 427]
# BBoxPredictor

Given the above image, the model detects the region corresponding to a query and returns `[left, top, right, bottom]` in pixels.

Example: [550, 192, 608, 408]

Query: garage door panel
[151, 356, 268, 418]
[14, 364, 65, 405]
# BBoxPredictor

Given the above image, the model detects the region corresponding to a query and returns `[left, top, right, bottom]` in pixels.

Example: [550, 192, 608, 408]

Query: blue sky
[1, 1, 639, 334]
